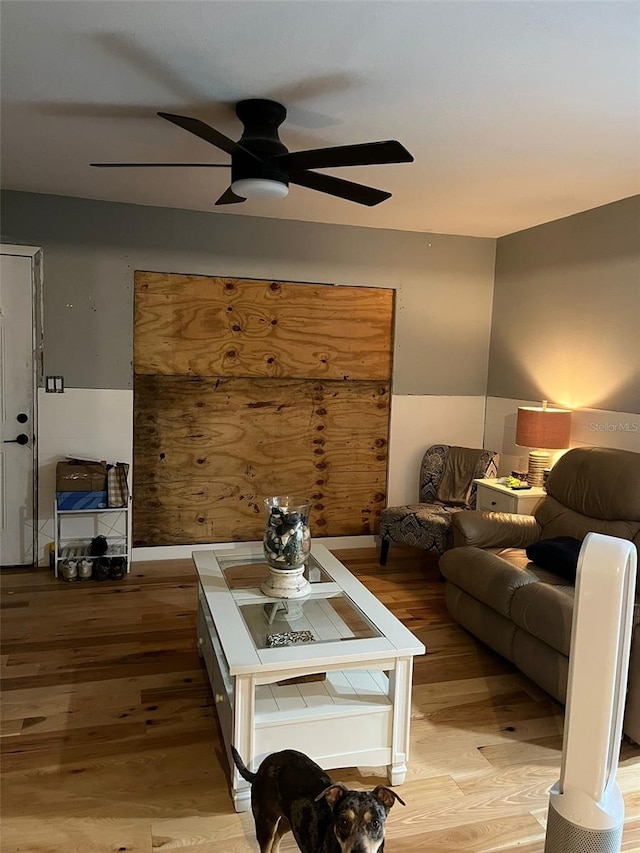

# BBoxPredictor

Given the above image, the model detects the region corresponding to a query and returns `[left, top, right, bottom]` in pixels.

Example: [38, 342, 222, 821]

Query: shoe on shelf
[94, 558, 111, 581]
[78, 558, 93, 581]
[61, 559, 78, 582]
[109, 557, 126, 580]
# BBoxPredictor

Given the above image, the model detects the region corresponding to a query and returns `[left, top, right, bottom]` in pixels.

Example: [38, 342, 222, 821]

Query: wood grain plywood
[133, 375, 389, 546]
[134, 272, 393, 381]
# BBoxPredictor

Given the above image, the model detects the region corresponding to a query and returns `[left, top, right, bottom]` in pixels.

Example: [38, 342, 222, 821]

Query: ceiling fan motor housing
[232, 99, 290, 187]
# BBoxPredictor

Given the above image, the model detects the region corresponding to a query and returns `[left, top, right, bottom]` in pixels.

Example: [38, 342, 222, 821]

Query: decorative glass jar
[263, 496, 311, 569]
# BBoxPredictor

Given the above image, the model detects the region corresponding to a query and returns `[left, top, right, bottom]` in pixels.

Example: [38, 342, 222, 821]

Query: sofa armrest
[451, 511, 541, 549]
[623, 605, 640, 745]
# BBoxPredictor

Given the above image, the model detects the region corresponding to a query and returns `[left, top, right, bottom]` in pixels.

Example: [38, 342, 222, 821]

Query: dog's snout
[339, 834, 385, 853]
[344, 843, 383, 853]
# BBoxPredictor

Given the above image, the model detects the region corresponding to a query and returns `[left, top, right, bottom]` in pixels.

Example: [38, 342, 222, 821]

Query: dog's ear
[315, 783, 349, 808]
[372, 786, 406, 811]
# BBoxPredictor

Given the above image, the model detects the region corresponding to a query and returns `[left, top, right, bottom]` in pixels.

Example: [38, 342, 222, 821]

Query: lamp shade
[516, 404, 572, 449]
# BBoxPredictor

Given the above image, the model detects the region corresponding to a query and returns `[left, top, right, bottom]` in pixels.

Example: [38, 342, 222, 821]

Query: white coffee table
[193, 543, 425, 812]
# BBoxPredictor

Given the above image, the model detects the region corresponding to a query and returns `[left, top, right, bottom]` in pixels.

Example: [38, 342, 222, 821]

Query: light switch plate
[45, 375, 64, 393]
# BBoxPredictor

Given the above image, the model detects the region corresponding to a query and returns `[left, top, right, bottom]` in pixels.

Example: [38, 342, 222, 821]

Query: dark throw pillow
[525, 536, 583, 582]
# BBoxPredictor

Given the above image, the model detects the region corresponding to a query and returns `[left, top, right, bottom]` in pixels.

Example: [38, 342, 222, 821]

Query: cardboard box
[56, 461, 107, 492]
[56, 491, 108, 510]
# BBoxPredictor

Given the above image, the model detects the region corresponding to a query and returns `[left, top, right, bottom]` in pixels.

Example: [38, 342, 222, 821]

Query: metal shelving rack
[53, 501, 131, 578]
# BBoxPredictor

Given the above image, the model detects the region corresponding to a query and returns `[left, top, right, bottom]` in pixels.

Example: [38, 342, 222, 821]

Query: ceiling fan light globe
[231, 178, 289, 200]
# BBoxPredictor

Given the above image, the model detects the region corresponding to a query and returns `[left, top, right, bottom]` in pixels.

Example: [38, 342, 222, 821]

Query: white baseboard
[132, 534, 377, 562]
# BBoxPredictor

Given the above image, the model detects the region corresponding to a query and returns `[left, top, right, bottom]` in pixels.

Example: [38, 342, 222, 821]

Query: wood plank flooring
[2, 547, 639, 852]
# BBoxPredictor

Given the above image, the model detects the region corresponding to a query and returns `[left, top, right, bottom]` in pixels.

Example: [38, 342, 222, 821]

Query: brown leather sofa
[439, 446, 640, 744]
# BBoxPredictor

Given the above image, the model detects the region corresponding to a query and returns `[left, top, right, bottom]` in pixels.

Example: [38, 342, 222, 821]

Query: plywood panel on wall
[135, 272, 393, 380]
[133, 272, 393, 547]
[133, 375, 388, 546]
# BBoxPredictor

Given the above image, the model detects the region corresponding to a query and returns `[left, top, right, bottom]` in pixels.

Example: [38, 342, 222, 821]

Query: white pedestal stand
[260, 564, 311, 599]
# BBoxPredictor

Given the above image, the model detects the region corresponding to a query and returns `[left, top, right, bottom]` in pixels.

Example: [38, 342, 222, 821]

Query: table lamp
[515, 401, 572, 486]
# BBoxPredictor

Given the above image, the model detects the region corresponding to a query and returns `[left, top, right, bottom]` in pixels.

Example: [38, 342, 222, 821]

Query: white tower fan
[544, 532, 637, 853]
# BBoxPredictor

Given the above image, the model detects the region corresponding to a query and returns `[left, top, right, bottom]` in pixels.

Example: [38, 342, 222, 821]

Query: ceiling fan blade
[157, 112, 262, 162]
[215, 187, 246, 205]
[90, 163, 230, 168]
[289, 170, 391, 206]
[277, 140, 413, 171]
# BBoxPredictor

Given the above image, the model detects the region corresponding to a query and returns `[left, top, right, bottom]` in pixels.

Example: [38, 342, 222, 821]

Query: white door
[0, 251, 37, 566]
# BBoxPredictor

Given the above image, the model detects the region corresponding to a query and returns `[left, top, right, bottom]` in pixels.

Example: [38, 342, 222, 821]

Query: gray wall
[489, 195, 640, 414]
[0, 191, 496, 395]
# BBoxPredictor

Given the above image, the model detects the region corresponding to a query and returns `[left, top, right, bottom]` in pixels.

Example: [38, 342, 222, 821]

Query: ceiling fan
[91, 99, 413, 207]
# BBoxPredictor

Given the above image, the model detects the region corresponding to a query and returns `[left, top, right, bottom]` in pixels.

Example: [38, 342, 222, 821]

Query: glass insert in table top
[217, 553, 331, 590]
[238, 592, 382, 651]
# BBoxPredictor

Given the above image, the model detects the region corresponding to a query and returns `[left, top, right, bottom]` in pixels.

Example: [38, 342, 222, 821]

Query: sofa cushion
[535, 496, 640, 547]
[440, 546, 562, 620]
[511, 629, 570, 705]
[510, 580, 575, 657]
[444, 584, 517, 662]
[545, 446, 640, 522]
[525, 536, 582, 581]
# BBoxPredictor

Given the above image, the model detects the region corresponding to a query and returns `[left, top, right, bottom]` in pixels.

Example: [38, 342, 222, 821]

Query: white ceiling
[1, 1, 638, 237]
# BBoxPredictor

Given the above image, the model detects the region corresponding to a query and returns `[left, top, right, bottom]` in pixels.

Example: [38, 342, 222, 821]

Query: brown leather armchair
[439, 446, 640, 744]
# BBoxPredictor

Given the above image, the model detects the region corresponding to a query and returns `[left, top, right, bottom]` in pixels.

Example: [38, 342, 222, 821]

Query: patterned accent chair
[379, 444, 500, 564]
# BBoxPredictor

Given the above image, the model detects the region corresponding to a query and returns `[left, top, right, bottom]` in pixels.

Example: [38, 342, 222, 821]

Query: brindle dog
[231, 746, 405, 853]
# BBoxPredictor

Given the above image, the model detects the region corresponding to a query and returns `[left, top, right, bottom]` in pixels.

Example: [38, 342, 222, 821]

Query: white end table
[474, 478, 546, 515]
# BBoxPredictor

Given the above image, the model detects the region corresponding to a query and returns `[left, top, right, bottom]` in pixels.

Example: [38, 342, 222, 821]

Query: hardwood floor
[1, 547, 639, 852]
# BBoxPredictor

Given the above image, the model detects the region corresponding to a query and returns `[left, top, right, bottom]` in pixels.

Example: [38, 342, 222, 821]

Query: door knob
[16, 413, 29, 424]
[3, 434, 29, 445]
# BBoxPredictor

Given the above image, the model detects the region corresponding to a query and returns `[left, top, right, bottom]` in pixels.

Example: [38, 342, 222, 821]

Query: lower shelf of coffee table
[198, 599, 394, 810]
[255, 668, 390, 716]
[252, 669, 393, 769]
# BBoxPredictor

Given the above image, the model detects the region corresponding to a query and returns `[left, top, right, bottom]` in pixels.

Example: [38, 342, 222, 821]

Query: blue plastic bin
[56, 491, 108, 510]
